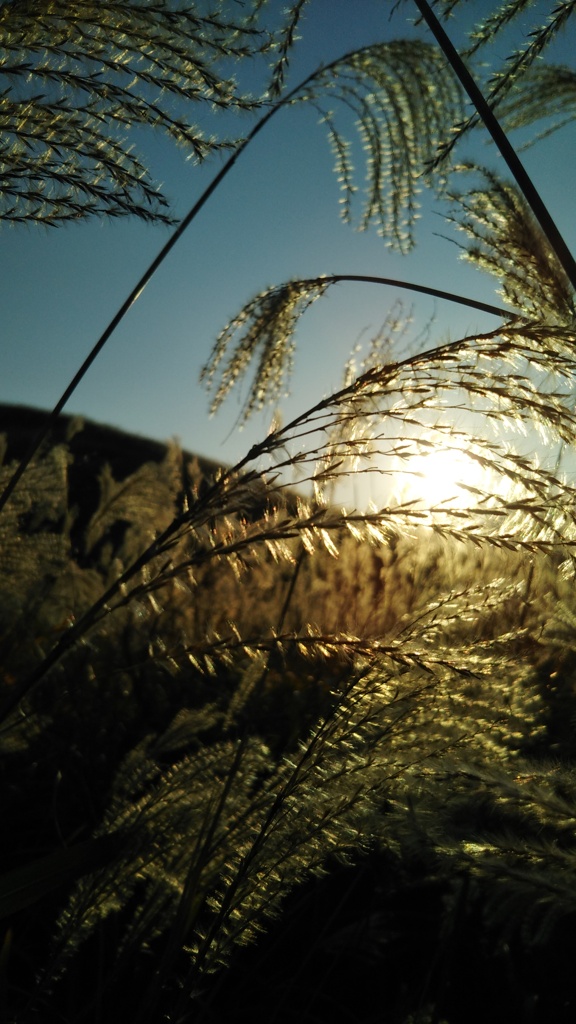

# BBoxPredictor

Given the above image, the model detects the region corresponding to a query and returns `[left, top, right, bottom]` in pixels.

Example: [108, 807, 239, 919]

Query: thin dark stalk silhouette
[413, 0, 576, 292]
[276, 274, 514, 319]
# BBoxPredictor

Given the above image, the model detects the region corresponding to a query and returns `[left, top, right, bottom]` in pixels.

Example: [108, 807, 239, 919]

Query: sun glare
[334, 436, 516, 515]
[350, 433, 521, 515]
[396, 446, 493, 509]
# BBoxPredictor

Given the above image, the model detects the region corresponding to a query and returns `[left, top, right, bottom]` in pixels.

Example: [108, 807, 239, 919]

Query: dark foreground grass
[1, 410, 576, 1024]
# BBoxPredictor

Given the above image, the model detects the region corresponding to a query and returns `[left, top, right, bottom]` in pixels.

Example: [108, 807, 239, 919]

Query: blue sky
[2, 0, 575, 480]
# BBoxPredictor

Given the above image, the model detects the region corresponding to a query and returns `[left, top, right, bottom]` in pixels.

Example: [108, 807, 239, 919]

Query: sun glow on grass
[351, 427, 525, 518]
[332, 445, 504, 519]
[332, 428, 520, 517]
[396, 444, 501, 509]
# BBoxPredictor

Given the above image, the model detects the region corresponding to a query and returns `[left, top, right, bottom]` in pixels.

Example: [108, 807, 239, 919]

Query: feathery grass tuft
[2, 3, 576, 1021]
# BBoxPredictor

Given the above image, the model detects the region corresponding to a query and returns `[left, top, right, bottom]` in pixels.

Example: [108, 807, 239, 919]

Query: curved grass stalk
[324, 275, 514, 320]
[201, 275, 516, 421]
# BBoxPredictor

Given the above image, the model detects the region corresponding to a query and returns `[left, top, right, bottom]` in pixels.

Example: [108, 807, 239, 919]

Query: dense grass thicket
[2, 2, 576, 1022]
[2, 399, 576, 1023]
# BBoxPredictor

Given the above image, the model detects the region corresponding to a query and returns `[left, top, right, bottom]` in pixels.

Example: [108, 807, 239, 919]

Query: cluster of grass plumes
[1, 368, 576, 1020]
[3, 326, 576, 1023]
[0, 0, 272, 225]
[3, 1, 576, 1021]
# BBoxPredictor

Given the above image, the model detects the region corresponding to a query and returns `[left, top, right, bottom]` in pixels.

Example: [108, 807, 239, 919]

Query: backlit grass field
[1, 408, 576, 1023]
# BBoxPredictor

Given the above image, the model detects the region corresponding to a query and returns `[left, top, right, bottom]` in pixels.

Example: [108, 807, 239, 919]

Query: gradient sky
[2, 0, 575, 490]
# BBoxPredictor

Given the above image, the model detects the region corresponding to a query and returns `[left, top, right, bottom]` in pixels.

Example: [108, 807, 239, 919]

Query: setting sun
[335, 436, 513, 514]
[394, 445, 496, 509]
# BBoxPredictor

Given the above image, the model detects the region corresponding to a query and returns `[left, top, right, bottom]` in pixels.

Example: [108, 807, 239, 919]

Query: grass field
[1, 405, 576, 1024]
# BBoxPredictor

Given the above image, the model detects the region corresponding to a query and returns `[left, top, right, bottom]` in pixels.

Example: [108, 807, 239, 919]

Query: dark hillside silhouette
[0, 403, 223, 564]
[0, 402, 221, 480]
